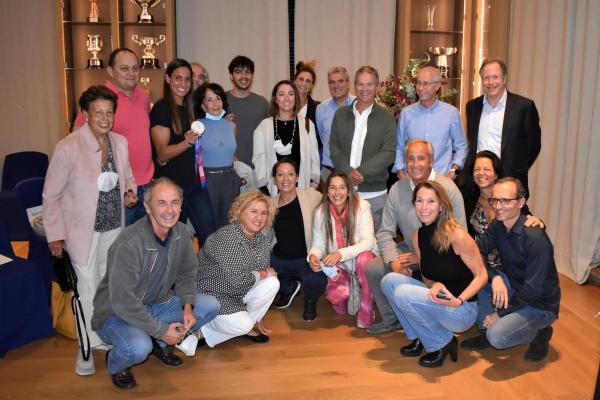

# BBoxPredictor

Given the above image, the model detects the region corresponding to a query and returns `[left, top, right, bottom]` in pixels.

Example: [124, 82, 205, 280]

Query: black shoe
[303, 302, 317, 322]
[274, 281, 302, 309]
[197, 338, 207, 348]
[524, 326, 553, 361]
[243, 333, 270, 343]
[106, 350, 136, 390]
[151, 344, 183, 367]
[461, 333, 490, 350]
[419, 336, 458, 368]
[400, 339, 424, 357]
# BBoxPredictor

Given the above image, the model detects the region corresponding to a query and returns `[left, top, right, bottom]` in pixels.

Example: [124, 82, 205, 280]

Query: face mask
[205, 110, 226, 121]
[321, 263, 340, 280]
[97, 171, 118, 192]
[273, 139, 293, 155]
[175, 330, 198, 357]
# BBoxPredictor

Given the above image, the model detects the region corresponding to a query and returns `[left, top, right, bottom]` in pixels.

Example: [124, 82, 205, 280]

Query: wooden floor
[2, 245, 599, 399]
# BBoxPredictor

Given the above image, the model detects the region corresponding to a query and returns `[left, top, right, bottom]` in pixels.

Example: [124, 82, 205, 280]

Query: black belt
[205, 167, 234, 174]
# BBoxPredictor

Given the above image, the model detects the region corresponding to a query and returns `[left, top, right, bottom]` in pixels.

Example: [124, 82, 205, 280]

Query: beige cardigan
[43, 123, 136, 266]
[272, 188, 322, 253]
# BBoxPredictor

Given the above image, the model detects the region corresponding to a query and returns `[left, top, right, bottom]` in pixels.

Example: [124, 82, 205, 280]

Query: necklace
[274, 116, 296, 143]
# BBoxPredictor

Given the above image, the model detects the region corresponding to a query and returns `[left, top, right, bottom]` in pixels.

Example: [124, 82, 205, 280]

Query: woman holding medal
[307, 171, 378, 328]
[252, 80, 320, 196]
[150, 58, 214, 245]
[43, 85, 137, 375]
[192, 83, 240, 230]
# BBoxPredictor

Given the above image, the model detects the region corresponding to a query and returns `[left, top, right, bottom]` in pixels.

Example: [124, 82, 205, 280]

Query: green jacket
[330, 102, 396, 192]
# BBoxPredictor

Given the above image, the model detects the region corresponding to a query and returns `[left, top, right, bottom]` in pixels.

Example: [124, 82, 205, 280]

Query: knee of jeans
[486, 327, 510, 349]
[194, 294, 221, 320]
[128, 335, 153, 362]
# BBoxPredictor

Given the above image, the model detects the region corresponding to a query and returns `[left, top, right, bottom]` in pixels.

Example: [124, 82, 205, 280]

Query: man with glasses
[392, 66, 467, 181]
[226, 55, 268, 168]
[365, 139, 467, 334]
[461, 177, 560, 362]
[463, 59, 541, 198]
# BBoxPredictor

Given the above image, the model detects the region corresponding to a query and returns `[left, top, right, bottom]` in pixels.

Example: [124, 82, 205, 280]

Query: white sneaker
[75, 350, 95, 376]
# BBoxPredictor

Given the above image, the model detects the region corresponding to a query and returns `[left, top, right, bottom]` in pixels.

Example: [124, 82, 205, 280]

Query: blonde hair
[412, 181, 460, 252]
[228, 190, 276, 230]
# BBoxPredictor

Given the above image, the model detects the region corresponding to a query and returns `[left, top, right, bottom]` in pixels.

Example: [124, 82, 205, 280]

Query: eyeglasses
[416, 80, 440, 87]
[488, 197, 521, 206]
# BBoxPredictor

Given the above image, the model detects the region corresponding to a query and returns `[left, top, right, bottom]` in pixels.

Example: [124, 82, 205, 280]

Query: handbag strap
[71, 295, 91, 361]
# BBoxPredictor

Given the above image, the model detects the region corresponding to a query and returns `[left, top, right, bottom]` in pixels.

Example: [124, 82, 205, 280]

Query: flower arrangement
[377, 58, 459, 120]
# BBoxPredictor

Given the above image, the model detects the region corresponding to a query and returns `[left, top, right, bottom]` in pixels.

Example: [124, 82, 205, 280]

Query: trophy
[428, 47, 458, 78]
[86, 34, 104, 69]
[130, 0, 161, 23]
[426, 4, 437, 31]
[132, 34, 166, 69]
[87, 0, 99, 22]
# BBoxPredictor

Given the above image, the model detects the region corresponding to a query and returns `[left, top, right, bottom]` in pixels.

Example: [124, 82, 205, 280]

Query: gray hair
[143, 177, 183, 204]
[405, 139, 435, 161]
[327, 66, 350, 82]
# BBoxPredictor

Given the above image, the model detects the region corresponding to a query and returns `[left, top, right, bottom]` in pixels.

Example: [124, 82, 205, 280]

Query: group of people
[41, 48, 560, 390]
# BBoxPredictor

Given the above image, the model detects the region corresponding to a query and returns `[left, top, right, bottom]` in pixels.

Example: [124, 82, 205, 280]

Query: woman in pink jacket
[43, 85, 137, 376]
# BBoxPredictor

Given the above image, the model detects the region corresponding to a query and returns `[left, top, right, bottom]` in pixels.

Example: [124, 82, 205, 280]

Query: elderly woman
[196, 190, 279, 346]
[43, 85, 137, 375]
[381, 181, 487, 368]
[253, 80, 320, 196]
[308, 171, 378, 328]
[270, 158, 326, 322]
[192, 82, 240, 229]
[150, 58, 214, 245]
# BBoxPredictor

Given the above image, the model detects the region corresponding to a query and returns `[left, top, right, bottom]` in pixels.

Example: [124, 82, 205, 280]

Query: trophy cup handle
[156, 34, 166, 45]
[131, 34, 141, 45]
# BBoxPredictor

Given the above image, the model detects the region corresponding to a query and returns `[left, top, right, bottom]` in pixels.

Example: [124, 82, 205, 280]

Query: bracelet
[457, 297, 464, 305]
[185, 140, 193, 148]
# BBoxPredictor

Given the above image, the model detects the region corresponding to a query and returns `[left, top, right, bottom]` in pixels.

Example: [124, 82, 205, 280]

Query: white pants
[72, 228, 121, 348]
[201, 276, 279, 347]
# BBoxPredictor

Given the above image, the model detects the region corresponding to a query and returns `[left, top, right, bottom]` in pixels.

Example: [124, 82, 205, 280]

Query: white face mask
[97, 171, 119, 192]
[175, 332, 198, 356]
[273, 139, 293, 155]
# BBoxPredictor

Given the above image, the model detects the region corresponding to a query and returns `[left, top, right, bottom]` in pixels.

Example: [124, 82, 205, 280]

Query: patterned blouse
[469, 202, 502, 269]
[94, 138, 121, 232]
[196, 223, 271, 314]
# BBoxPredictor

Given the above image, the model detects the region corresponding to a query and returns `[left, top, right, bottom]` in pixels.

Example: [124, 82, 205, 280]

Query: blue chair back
[0, 223, 15, 257]
[0, 191, 29, 241]
[2, 151, 49, 191]
[15, 177, 44, 210]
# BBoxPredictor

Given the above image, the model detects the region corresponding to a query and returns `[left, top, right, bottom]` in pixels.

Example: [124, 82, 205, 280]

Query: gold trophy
[86, 34, 104, 69]
[428, 47, 458, 78]
[87, 0, 100, 22]
[130, 0, 161, 23]
[132, 34, 166, 69]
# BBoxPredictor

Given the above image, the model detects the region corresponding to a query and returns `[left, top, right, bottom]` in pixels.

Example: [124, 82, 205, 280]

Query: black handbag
[52, 251, 91, 361]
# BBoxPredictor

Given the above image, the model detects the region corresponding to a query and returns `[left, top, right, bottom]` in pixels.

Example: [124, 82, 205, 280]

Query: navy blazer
[463, 91, 541, 197]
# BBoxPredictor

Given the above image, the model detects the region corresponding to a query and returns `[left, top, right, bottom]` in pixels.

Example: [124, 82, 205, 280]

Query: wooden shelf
[410, 29, 463, 34]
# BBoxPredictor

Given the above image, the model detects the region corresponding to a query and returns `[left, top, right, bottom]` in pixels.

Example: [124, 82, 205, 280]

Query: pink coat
[43, 123, 136, 266]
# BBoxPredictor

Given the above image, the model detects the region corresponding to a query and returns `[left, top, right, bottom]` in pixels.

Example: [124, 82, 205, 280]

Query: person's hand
[256, 319, 271, 335]
[161, 322, 185, 345]
[124, 189, 138, 208]
[224, 113, 235, 122]
[444, 164, 460, 180]
[483, 312, 500, 329]
[322, 251, 342, 266]
[183, 129, 200, 146]
[48, 240, 65, 258]
[396, 170, 408, 180]
[349, 169, 364, 186]
[182, 305, 196, 330]
[390, 260, 412, 276]
[428, 282, 460, 306]
[396, 252, 418, 268]
[524, 215, 545, 229]
[308, 254, 321, 272]
[491, 275, 509, 309]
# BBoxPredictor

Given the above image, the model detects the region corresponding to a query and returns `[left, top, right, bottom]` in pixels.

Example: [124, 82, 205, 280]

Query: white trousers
[201, 276, 279, 347]
[72, 228, 121, 348]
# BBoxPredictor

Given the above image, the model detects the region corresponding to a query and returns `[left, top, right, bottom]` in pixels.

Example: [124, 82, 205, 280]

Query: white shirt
[410, 170, 436, 191]
[477, 90, 507, 158]
[298, 103, 308, 119]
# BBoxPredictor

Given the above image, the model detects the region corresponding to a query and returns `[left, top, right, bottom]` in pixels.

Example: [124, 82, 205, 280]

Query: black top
[477, 214, 561, 317]
[273, 117, 301, 166]
[94, 137, 121, 232]
[418, 221, 475, 301]
[273, 196, 307, 259]
[150, 99, 196, 189]
[306, 95, 322, 149]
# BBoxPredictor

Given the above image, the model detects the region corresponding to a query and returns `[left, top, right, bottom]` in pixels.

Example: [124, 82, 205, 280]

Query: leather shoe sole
[243, 333, 270, 343]
[106, 350, 136, 390]
[151, 346, 183, 367]
[400, 339, 424, 357]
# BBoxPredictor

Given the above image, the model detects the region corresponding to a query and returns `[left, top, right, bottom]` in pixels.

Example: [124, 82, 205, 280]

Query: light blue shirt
[316, 95, 355, 167]
[199, 118, 236, 167]
[392, 99, 467, 174]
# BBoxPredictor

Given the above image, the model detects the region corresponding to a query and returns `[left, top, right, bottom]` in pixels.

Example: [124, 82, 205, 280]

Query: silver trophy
[428, 47, 458, 78]
[426, 4, 437, 31]
[87, 0, 100, 22]
[86, 34, 103, 69]
[131, 34, 166, 69]
[130, 0, 161, 23]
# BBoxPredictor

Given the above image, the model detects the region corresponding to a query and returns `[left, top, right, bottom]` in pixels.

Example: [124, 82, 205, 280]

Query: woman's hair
[470, 150, 505, 198]
[271, 157, 299, 178]
[269, 80, 300, 117]
[294, 60, 317, 87]
[163, 58, 194, 135]
[412, 181, 460, 252]
[79, 85, 117, 113]
[318, 170, 360, 253]
[228, 189, 276, 230]
[193, 82, 229, 118]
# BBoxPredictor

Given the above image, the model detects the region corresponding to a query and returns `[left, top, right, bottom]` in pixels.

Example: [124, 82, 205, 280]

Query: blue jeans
[97, 294, 220, 374]
[125, 185, 148, 226]
[475, 271, 514, 329]
[381, 273, 477, 352]
[183, 185, 215, 247]
[271, 254, 327, 304]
